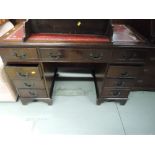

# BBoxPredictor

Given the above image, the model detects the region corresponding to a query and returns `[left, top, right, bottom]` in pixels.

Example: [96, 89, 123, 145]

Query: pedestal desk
[0, 22, 155, 105]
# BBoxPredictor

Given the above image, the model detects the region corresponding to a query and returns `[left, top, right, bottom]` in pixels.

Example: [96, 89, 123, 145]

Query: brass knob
[77, 21, 81, 27]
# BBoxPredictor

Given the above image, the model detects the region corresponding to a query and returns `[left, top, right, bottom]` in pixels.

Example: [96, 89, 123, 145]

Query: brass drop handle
[112, 90, 121, 97]
[28, 91, 37, 96]
[122, 52, 137, 59]
[116, 80, 125, 87]
[17, 72, 29, 78]
[89, 52, 103, 60]
[122, 53, 132, 59]
[14, 52, 26, 59]
[49, 51, 63, 59]
[121, 71, 129, 77]
[24, 82, 32, 87]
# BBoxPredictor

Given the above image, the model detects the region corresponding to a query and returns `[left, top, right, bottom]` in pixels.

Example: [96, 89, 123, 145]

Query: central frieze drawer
[0, 48, 38, 60]
[39, 48, 111, 62]
[13, 80, 45, 89]
[107, 66, 143, 78]
[5, 66, 42, 80]
[18, 89, 48, 98]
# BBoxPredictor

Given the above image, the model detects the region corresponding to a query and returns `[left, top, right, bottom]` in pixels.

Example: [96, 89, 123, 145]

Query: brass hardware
[121, 71, 128, 77]
[112, 90, 121, 96]
[29, 91, 37, 96]
[31, 71, 36, 75]
[116, 81, 125, 86]
[89, 52, 103, 60]
[17, 72, 29, 78]
[49, 51, 63, 59]
[77, 21, 81, 27]
[14, 52, 26, 59]
[24, 82, 32, 87]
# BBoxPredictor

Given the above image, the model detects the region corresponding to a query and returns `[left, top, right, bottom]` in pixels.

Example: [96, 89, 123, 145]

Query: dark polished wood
[13, 79, 45, 89]
[126, 19, 155, 43]
[104, 78, 135, 88]
[106, 66, 143, 78]
[0, 48, 38, 61]
[39, 48, 112, 63]
[0, 19, 155, 105]
[101, 88, 130, 98]
[24, 19, 113, 41]
[18, 88, 48, 98]
[4, 65, 42, 80]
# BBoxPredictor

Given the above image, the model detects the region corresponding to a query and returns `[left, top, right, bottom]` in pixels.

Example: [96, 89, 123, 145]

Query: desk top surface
[0, 22, 153, 48]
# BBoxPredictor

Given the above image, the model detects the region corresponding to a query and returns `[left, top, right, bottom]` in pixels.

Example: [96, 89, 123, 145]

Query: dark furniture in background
[0, 19, 155, 105]
[127, 19, 155, 43]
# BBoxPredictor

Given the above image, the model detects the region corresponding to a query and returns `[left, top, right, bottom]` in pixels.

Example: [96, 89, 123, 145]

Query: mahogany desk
[0, 23, 155, 105]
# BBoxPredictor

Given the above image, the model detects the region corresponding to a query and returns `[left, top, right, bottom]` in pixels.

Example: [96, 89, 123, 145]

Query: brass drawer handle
[120, 71, 129, 77]
[122, 53, 132, 59]
[28, 91, 37, 96]
[122, 52, 137, 59]
[14, 52, 26, 59]
[89, 52, 103, 60]
[112, 90, 121, 97]
[49, 51, 63, 59]
[116, 81, 125, 87]
[24, 82, 32, 87]
[17, 72, 29, 78]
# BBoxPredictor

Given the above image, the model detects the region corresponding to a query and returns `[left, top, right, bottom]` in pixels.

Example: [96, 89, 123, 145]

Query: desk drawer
[107, 65, 143, 78]
[18, 89, 48, 98]
[143, 66, 155, 77]
[136, 78, 155, 88]
[39, 48, 111, 62]
[13, 80, 45, 89]
[102, 88, 130, 98]
[112, 49, 145, 63]
[5, 66, 42, 80]
[104, 78, 135, 88]
[0, 48, 38, 60]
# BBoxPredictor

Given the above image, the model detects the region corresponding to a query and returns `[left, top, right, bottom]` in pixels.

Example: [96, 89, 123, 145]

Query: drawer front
[39, 48, 111, 62]
[18, 89, 48, 98]
[104, 78, 135, 88]
[84, 49, 111, 62]
[102, 88, 130, 98]
[143, 65, 155, 77]
[5, 66, 42, 80]
[13, 80, 45, 89]
[136, 78, 155, 88]
[39, 48, 66, 60]
[0, 48, 38, 60]
[107, 66, 143, 78]
[112, 49, 145, 63]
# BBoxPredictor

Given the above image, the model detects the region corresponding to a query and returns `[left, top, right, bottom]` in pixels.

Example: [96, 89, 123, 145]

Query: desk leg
[96, 98, 103, 105]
